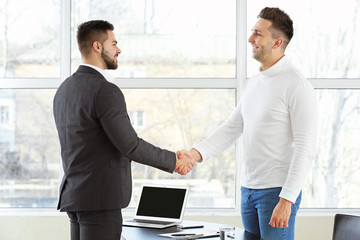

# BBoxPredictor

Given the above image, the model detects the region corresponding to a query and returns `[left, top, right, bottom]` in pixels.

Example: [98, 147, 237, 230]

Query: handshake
[174, 148, 202, 175]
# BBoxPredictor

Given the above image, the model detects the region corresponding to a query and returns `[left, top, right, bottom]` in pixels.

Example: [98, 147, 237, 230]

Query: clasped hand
[174, 150, 195, 175]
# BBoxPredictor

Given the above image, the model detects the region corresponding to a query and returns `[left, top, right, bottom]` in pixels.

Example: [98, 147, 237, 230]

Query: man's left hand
[269, 197, 292, 228]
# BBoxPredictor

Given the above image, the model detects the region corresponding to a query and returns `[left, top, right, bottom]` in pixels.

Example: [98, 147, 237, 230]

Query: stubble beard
[101, 50, 118, 70]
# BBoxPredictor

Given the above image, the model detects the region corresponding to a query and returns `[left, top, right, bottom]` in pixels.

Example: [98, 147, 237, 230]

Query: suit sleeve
[94, 83, 176, 173]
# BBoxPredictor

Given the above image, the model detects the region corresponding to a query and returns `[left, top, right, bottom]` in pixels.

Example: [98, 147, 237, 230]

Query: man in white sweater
[178, 7, 317, 240]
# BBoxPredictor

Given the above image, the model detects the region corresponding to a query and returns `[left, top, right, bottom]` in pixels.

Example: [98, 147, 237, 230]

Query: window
[0, 89, 235, 208]
[0, 90, 58, 207]
[0, 0, 60, 78]
[71, 0, 236, 78]
[304, 89, 360, 208]
[70, 0, 237, 209]
[0, 0, 359, 210]
[0, 0, 237, 209]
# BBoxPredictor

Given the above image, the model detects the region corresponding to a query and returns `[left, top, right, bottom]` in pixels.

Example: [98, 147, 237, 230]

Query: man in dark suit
[53, 20, 194, 240]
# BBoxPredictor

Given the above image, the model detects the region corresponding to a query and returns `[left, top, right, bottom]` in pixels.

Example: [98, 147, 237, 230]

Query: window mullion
[234, 0, 247, 213]
[60, 0, 71, 83]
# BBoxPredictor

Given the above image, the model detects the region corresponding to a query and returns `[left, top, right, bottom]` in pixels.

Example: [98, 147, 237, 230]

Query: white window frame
[0, 0, 359, 215]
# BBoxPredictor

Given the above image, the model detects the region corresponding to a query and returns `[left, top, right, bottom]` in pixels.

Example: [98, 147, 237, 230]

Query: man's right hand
[174, 148, 202, 175]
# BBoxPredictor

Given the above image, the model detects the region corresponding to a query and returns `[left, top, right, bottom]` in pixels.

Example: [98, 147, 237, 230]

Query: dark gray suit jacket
[53, 66, 176, 212]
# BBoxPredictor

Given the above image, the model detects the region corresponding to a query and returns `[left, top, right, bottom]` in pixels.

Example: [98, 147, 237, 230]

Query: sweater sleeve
[279, 81, 318, 202]
[194, 104, 244, 160]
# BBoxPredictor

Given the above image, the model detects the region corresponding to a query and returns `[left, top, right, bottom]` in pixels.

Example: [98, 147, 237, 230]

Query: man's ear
[273, 38, 283, 49]
[92, 41, 102, 53]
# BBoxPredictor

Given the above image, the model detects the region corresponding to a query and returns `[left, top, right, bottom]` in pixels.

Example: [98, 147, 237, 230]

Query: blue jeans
[241, 187, 301, 240]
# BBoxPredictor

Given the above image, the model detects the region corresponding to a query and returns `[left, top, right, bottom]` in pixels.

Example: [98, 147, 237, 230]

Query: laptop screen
[136, 185, 188, 219]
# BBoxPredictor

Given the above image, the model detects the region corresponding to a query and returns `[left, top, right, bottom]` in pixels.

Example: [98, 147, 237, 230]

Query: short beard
[101, 50, 118, 70]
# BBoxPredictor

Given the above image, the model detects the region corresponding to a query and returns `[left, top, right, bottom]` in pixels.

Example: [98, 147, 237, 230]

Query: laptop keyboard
[127, 219, 174, 225]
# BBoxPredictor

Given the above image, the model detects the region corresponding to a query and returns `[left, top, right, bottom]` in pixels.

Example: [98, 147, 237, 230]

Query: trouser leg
[67, 209, 123, 240]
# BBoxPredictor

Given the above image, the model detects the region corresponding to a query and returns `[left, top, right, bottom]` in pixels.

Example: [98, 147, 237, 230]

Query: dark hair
[77, 20, 114, 57]
[258, 7, 293, 48]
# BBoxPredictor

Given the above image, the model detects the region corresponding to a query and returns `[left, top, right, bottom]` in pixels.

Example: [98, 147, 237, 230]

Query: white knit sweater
[194, 56, 317, 203]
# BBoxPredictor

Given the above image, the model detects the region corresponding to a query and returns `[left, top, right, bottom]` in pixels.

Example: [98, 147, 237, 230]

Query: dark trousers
[67, 209, 123, 240]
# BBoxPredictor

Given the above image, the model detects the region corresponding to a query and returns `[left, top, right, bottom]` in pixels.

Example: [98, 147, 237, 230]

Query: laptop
[123, 184, 189, 229]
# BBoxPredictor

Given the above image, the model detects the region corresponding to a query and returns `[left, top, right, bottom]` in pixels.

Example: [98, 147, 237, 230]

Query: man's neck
[260, 54, 285, 72]
[83, 57, 106, 70]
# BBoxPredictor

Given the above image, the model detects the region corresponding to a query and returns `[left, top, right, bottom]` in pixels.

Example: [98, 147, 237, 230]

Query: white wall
[0, 214, 335, 240]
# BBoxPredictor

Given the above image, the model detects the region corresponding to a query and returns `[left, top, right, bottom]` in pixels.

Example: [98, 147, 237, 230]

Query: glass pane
[247, 0, 360, 78]
[301, 89, 360, 208]
[0, 89, 235, 208]
[0, 0, 60, 78]
[0, 89, 60, 207]
[71, 0, 236, 78]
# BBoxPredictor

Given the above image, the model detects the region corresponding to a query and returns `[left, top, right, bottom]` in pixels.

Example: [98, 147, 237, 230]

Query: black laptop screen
[136, 186, 186, 218]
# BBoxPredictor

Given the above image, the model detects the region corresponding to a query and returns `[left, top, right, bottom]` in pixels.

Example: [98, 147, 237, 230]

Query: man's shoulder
[278, 62, 308, 85]
[280, 67, 315, 100]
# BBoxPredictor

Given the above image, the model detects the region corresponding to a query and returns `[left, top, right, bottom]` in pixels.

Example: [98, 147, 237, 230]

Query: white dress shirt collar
[81, 64, 115, 82]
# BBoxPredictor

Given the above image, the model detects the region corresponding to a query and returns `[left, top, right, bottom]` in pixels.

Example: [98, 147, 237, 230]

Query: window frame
[0, 0, 359, 214]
